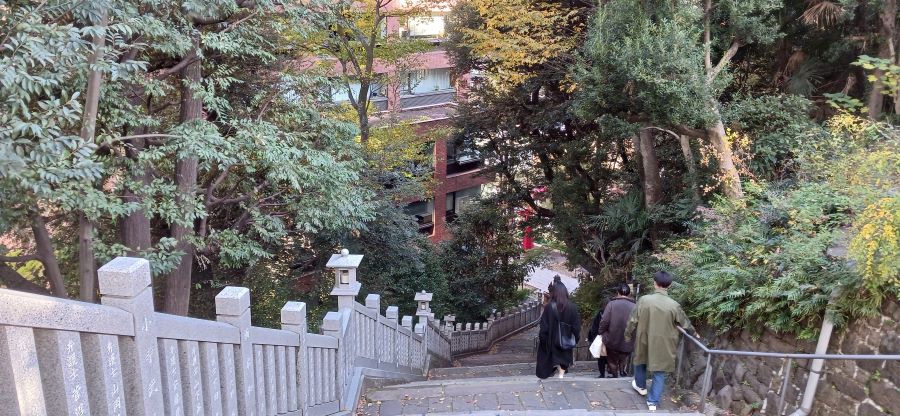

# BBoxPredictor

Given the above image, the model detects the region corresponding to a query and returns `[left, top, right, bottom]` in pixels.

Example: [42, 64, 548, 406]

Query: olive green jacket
[624, 288, 694, 373]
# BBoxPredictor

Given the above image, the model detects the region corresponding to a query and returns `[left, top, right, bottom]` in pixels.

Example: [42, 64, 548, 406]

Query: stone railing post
[215, 286, 257, 416]
[366, 294, 380, 363]
[281, 302, 307, 414]
[322, 311, 345, 406]
[414, 322, 425, 370]
[401, 316, 413, 367]
[386, 306, 399, 366]
[98, 257, 165, 416]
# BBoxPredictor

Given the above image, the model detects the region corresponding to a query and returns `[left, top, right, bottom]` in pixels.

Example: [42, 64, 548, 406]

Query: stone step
[415, 412, 699, 416]
[430, 361, 602, 380]
[359, 373, 698, 415]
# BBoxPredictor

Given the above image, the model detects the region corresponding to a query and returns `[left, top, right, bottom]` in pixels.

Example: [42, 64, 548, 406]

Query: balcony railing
[400, 90, 455, 109]
[446, 159, 483, 176]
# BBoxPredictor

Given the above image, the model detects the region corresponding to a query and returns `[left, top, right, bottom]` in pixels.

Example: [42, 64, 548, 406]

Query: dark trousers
[606, 349, 630, 377]
[596, 356, 607, 376]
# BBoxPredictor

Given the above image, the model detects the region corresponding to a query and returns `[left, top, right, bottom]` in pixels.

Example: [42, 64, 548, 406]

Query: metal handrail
[674, 327, 900, 414]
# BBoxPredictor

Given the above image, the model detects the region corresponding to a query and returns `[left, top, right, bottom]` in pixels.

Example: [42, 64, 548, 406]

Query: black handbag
[553, 302, 577, 350]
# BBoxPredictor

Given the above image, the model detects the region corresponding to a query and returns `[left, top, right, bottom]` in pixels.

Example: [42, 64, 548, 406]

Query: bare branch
[0, 253, 41, 263]
[152, 55, 199, 79]
[0, 264, 49, 295]
[708, 39, 745, 83]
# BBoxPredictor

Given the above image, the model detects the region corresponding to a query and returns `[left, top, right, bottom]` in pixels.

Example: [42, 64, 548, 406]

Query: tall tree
[866, 0, 898, 118]
[298, 0, 434, 142]
[1, 1, 376, 313]
[576, 0, 784, 200]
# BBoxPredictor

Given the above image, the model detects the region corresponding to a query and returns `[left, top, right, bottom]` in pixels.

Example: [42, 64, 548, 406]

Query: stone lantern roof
[326, 249, 363, 269]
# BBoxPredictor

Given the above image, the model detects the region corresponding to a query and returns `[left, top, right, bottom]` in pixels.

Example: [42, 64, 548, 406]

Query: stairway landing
[358, 373, 699, 415]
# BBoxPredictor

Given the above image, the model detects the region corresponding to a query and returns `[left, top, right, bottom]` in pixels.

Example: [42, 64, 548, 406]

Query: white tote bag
[589, 335, 607, 358]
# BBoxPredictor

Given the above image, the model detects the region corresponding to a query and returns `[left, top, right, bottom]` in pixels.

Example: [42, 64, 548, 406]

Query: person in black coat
[536, 281, 581, 379]
[587, 306, 609, 378]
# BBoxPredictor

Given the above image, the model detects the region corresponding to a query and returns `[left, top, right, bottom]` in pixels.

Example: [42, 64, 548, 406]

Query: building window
[445, 185, 482, 223]
[403, 68, 453, 95]
[404, 199, 434, 234]
[330, 80, 385, 103]
[446, 138, 482, 175]
[406, 15, 446, 38]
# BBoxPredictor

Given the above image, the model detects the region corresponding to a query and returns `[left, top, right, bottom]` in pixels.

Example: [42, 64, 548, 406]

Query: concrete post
[366, 294, 381, 363]
[321, 311, 344, 405]
[386, 306, 399, 366]
[402, 316, 413, 331]
[281, 302, 307, 414]
[98, 257, 165, 416]
[215, 286, 257, 416]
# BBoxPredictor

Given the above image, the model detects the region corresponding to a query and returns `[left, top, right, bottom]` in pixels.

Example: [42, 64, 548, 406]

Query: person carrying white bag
[586, 304, 609, 377]
[597, 283, 636, 378]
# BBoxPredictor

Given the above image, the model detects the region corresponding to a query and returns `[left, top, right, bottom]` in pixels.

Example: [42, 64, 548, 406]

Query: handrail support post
[699, 354, 713, 414]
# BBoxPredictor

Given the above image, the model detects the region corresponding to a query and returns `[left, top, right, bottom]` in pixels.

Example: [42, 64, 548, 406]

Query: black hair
[617, 282, 631, 296]
[551, 281, 569, 309]
[653, 271, 674, 288]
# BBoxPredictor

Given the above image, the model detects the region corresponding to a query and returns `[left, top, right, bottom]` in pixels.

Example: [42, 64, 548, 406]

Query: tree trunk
[631, 135, 645, 203]
[78, 214, 97, 301]
[122, 127, 153, 254]
[679, 135, 701, 204]
[637, 129, 663, 249]
[77, 10, 107, 302]
[164, 41, 202, 316]
[705, 107, 744, 199]
[358, 105, 370, 143]
[31, 213, 67, 297]
[638, 129, 663, 209]
[867, 0, 897, 119]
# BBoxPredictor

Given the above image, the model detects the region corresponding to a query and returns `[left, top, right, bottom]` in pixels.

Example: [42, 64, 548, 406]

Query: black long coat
[536, 301, 581, 379]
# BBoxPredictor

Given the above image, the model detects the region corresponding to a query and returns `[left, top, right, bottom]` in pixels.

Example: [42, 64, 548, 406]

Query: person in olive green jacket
[624, 271, 695, 411]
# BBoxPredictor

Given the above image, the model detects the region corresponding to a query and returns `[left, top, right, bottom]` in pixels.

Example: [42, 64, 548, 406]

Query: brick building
[329, 1, 492, 242]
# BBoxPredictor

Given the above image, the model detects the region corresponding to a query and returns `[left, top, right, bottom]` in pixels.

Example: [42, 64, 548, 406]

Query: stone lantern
[443, 314, 456, 333]
[328, 249, 363, 310]
[415, 290, 433, 322]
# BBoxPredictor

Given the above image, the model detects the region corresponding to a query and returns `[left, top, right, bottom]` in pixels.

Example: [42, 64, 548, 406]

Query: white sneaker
[647, 403, 657, 411]
[632, 380, 648, 396]
[558, 368, 565, 379]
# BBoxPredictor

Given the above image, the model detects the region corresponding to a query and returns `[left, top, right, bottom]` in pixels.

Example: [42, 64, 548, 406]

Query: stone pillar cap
[326, 251, 363, 268]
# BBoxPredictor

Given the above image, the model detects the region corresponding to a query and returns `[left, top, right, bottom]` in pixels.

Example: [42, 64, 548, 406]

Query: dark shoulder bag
[553, 302, 577, 350]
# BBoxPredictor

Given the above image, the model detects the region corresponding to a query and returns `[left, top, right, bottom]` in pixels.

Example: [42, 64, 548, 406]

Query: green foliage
[438, 198, 540, 322]
[575, 1, 713, 128]
[641, 115, 900, 339]
[853, 55, 900, 99]
[1, 0, 376, 305]
[337, 201, 450, 316]
[723, 95, 815, 178]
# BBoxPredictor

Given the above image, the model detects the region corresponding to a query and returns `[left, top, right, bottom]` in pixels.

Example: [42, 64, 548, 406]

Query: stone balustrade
[0, 253, 536, 415]
[449, 295, 543, 356]
[0, 254, 447, 416]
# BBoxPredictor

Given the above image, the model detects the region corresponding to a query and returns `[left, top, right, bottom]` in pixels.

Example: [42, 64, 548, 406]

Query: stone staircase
[358, 364, 702, 415]
[358, 326, 702, 416]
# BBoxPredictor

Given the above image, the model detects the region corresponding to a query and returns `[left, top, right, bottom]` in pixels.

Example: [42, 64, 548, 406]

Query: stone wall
[679, 300, 899, 416]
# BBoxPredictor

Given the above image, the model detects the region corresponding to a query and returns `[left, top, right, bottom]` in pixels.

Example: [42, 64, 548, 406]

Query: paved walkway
[359, 375, 686, 415]
[524, 249, 580, 294]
